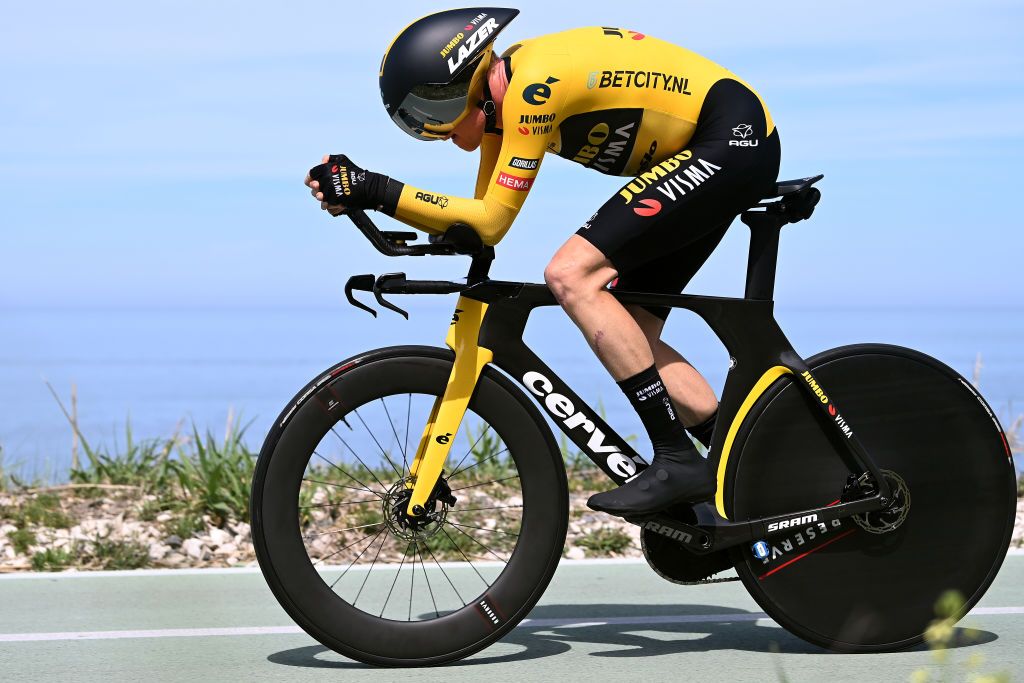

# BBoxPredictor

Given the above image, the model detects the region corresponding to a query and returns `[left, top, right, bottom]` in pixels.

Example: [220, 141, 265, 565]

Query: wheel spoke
[313, 529, 383, 567]
[448, 447, 510, 481]
[439, 525, 490, 589]
[315, 449, 384, 496]
[450, 474, 520, 492]
[352, 529, 391, 608]
[303, 476, 385, 499]
[408, 542, 416, 622]
[329, 428, 389, 491]
[380, 542, 412, 617]
[299, 499, 378, 510]
[416, 542, 441, 619]
[304, 521, 384, 540]
[446, 520, 520, 538]
[404, 394, 412, 473]
[447, 424, 493, 479]
[353, 408, 404, 479]
[379, 397, 409, 478]
[447, 522, 512, 564]
[328, 528, 385, 589]
[451, 505, 523, 512]
[422, 540, 466, 606]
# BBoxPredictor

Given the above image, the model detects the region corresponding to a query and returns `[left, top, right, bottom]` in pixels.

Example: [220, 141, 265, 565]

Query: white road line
[1, 607, 1022, 644]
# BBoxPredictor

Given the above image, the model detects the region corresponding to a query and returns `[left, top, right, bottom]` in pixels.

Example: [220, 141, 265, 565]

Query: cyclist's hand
[307, 154, 393, 214]
[305, 154, 346, 215]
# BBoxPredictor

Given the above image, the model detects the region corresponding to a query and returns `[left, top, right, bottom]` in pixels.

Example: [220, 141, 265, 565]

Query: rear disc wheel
[727, 344, 1016, 651]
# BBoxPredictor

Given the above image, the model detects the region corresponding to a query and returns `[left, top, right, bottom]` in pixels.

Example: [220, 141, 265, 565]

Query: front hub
[382, 476, 455, 541]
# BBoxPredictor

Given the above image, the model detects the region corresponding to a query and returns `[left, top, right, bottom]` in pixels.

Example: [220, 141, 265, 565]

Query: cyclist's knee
[544, 259, 587, 307]
[545, 263, 604, 308]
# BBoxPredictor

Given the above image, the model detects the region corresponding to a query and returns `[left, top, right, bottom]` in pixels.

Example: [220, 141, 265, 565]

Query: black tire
[726, 344, 1016, 652]
[250, 346, 568, 666]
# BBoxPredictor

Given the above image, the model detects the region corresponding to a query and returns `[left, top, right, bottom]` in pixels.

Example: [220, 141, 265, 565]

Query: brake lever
[373, 273, 410, 319]
[344, 274, 377, 317]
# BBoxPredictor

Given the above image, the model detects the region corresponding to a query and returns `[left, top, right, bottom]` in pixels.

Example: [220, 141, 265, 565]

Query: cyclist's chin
[450, 134, 481, 152]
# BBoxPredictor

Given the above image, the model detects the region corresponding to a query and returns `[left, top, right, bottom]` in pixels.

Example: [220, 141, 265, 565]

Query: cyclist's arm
[385, 61, 566, 245]
[376, 134, 502, 239]
[474, 134, 501, 199]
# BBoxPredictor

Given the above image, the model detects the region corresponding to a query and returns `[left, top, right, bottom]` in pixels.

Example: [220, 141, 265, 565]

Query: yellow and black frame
[343, 174, 903, 556]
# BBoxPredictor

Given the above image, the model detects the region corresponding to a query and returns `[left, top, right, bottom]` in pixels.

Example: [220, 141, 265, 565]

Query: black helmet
[380, 7, 520, 141]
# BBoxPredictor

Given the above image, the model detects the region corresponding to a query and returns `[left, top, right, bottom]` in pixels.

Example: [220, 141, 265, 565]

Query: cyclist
[306, 7, 781, 517]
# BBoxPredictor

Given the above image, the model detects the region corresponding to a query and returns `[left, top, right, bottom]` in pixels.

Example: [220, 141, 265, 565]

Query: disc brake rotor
[853, 469, 911, 535]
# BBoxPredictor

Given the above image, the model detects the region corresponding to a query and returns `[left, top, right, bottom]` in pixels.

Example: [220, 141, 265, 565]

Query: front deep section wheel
[250, 346, 568, 666]
[726, 344, 1016, 652]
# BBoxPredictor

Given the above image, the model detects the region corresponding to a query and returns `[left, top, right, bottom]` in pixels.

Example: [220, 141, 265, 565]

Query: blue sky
[2, 0, 1022, 308]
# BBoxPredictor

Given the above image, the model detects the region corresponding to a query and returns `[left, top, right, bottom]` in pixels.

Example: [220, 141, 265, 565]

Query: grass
[31, 546, 76, 572]
[8, 528, 36, 555]
[575, 527, 634, 555]
[14, 494, 73, 528]
[91, 535, 150, 570]
[164, 511, 204, 540]
[170, 420, 254, 525]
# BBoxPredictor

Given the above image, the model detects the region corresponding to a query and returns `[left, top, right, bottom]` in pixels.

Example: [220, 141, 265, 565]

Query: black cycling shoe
[587, 451, 716, 517]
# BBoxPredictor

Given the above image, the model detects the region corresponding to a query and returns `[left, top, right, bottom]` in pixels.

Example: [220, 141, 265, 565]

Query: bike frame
[348, 178, 895, 556]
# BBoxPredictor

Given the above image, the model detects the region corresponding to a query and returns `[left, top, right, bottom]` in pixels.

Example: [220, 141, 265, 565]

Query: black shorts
[577, 78, 781, 320]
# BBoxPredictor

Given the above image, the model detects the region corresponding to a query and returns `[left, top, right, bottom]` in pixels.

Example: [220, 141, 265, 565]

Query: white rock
[207, 527, 232, 547]
[213, 543, 237, 556]
[148, 543, 171, 561]
[155, 512, 173, 523]
[0, 524, 17, 536]
[566, 546, 585, 560]
[163, 552, 186, 565]
[182, 538, 205, 560]
[230, 522, 251, 539]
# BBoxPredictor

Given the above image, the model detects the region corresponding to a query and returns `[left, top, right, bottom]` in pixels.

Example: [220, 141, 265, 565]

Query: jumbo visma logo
[618, 151, 723, 212]
[802, 371, 855, 438]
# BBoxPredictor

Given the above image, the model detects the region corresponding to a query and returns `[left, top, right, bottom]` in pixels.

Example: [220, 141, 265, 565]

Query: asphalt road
[1, 554, 1022, 682]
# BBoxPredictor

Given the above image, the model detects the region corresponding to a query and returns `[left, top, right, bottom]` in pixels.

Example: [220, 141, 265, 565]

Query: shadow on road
[265, 602, 997, 669]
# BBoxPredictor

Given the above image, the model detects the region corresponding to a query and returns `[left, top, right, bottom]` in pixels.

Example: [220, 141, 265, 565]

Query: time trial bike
[250, 174, 1016, 666]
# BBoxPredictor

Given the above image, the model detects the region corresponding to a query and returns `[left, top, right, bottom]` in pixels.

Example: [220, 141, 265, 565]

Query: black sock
[617, 365, 696, 459]
[686, 409, 718, 450]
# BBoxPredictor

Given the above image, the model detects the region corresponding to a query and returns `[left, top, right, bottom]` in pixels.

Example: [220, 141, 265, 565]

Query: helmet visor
[390, 50, 490, 141]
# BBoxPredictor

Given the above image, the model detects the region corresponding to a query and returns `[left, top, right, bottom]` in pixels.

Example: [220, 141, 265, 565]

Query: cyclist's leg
[577, 80, 780, 515]
[618, 222, 731, 431]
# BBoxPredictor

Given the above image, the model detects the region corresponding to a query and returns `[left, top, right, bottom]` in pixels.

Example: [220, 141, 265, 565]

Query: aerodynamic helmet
[379, 7, 520, 140]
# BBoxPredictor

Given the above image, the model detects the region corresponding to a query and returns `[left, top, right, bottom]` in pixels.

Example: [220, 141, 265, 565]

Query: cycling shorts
[576, 78, 781, 320]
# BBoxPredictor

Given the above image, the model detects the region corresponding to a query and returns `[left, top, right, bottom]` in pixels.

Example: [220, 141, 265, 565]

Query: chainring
[639, 504, 736, 584]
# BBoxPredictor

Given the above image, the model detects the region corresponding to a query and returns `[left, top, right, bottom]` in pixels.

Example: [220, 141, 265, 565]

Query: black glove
[308, 154, 399, 212]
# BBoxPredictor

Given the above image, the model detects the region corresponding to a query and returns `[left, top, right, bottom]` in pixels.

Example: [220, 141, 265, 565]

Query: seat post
[741, 211, 784, 301]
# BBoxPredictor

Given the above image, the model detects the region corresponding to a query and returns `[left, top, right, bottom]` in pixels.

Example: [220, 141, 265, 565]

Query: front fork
[405, 296, 492, 516]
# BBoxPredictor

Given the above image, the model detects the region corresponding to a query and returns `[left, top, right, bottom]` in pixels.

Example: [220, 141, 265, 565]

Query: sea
[2, 304, 1021, 481]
